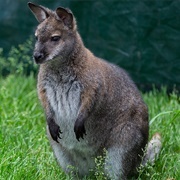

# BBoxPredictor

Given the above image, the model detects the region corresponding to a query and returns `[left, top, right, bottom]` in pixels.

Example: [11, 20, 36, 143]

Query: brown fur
[28, 3, 154, 179]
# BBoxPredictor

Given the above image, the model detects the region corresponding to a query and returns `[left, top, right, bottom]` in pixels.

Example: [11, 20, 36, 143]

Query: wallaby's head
[28, 2, 77, 64]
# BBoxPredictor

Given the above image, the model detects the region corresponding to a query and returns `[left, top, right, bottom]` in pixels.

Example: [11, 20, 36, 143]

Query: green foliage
[0, 75, 179, 180]
[140, 89, 180, 180]
[0, 38, 37, 76]
[0, 75, 66, 180]
[94, 149, 108, 180]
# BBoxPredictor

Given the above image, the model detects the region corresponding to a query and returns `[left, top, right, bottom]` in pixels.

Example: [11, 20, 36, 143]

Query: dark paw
[74, 120, 86, 141]
[48, 120, 62, 143]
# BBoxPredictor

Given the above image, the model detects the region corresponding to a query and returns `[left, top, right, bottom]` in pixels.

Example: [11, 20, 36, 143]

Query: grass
[0, 75, 179, 180]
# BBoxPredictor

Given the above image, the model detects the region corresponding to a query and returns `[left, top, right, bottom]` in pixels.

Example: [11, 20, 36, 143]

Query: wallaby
[28, 2, 161, 179]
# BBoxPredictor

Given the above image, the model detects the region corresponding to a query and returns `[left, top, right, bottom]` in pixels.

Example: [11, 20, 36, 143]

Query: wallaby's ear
[28, 2, 49, 23]
[56, 7, 75, 29]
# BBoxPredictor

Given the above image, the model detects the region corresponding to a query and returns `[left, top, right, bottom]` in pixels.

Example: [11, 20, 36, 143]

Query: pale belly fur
[45, 80, 97, 175]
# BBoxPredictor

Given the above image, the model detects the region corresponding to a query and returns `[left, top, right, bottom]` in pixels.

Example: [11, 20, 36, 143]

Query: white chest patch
[45, 78, 84, 148]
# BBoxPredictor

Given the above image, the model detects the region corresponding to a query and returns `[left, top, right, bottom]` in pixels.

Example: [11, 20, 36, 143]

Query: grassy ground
[0, 75, 179, 180]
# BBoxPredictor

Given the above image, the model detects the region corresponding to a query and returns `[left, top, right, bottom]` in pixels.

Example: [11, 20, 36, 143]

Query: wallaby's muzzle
[33, 52, 44, 64]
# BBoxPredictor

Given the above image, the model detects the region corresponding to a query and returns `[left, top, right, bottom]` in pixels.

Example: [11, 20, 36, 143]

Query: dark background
[0, 0, 179, 91]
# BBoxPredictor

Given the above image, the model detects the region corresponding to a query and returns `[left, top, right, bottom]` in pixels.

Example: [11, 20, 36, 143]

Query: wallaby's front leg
[74, 94, 95, 141]
[74, 112, 87, 141]
[38, 88, 62, 143]
[47, 116, 62, 143]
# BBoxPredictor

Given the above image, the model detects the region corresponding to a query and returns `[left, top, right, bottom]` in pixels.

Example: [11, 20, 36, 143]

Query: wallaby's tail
[142, 133, 162, 166]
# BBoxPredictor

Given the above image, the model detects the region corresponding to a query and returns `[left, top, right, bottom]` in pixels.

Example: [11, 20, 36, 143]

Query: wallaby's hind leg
[104, 122, 148, 180]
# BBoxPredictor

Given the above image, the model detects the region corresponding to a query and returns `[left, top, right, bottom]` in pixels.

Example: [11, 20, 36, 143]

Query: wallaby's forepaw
[48, 120, 62, 143]
[74, 120, 86, 141]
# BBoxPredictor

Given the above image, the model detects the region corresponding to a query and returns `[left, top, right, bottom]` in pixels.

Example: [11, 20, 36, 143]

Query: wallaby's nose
[33, 52, 44, 63]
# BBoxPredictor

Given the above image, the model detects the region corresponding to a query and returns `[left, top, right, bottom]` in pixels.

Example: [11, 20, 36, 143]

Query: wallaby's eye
[51, 36, 61, 42]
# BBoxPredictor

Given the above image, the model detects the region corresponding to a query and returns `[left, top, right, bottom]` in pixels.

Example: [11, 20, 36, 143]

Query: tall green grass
[0, 75, 179, 180]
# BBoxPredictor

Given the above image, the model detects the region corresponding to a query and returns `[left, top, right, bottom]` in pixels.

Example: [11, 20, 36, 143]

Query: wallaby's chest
[44, 76, 82, 133]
